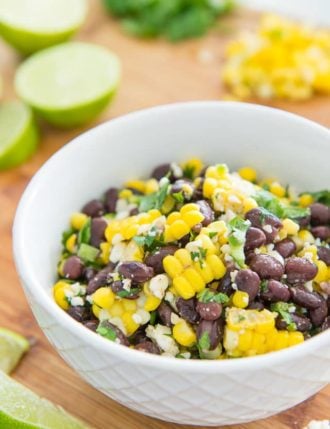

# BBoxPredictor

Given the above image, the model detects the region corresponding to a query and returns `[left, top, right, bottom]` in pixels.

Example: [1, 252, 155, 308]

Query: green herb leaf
[116, 288, 140, 298]
[228, 216, 250, 268]
[139, 178, 169, 212]
[149, 310, 157, 325]
[305, 190, 330, 207]
[172, 191, 185, 203]
[182, 165, 195, 180]
[197, 289, 229, 304]
[198, 331, 210, 351]
[255, 190, 310, 220]
[78, 243, 99, 263]
[271, 302, 297, 331]
[260, 280, 268, 293]
[133, 227, 165, 252]
[190, 247, 207, 268]
[97, 323, 117, 341]
[78, 218, 91, 246]
[208, 231, 218, 239]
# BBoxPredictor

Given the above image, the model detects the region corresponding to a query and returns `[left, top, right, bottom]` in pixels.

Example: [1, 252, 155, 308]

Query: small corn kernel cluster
[223, 14, 330, 101]
[164, 203, 204, 242]
[224, 308, 304, 357]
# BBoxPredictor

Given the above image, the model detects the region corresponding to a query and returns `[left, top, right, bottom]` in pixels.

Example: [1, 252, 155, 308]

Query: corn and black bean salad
[53, 159, 330, 359]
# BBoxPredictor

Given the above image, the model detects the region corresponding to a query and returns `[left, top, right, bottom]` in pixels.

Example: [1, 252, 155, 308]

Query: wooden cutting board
[0, 2, 329, 428]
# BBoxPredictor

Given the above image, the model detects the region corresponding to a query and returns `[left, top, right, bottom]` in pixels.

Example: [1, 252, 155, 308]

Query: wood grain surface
[0, 2, 329, 428]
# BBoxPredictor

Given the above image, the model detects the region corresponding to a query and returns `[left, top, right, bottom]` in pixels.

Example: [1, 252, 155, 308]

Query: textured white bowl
[13, 102, 330, 426]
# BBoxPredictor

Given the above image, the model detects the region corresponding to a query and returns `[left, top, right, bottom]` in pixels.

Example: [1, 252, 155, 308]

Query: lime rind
[0, 328, 30, 374]
[0, 371, 89, 428]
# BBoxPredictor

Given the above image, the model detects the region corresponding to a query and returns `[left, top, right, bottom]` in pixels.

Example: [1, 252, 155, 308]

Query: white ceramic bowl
[13, 102, 330, 426]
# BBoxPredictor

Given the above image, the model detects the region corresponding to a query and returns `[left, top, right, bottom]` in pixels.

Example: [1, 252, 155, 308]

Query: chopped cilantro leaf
[271, 302, 297, 331]
[304, 190, 330, 207]
[228, 216, 250, 268]
[198, 331, 210, 351]
[208, 231, 218, 239]
[116, 288, 140, 298]
[97, 323, 117, 341]
[255, 190, 310, 220]
[78, 218, 91, 246]
[197, 289, 229, 304]
[182, 165, 195, 180]
[133, 227, 165, 252]
[77, 243, 99, 263]
[139, 178, 169, 212]
[149, 311, 157, 325]
[260, 280, 268, 293]
[172, 191, 185, 203]
[190, 247, 207, 268]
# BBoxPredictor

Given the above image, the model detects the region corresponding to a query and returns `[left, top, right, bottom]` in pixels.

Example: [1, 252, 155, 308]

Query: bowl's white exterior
[13, 102, 330, 426]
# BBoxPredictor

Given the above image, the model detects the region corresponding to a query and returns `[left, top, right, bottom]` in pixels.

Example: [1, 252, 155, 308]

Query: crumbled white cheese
[304, 281, 313, 293]
[70, 297, 84, 307]
[152, 215, 166, 232]
[263, 224, 273, 234]
[133, 309, 150, 325]
[231, 282, 238, 291]
[85, 295, 93, 304]
[99, 309, 111, 322]
[122, 278, 132, 291]
[303, 252, 314, 262]
[229, 173, 255, 197]
[137, 293, 147, 308]
[170, 163, 183, 178]
[110, 242, 126, 263]
[186, 239, 203, 254]
[304, 420, 330, 429]
[149, 274, 169, 299]
[137, 224, 150, 235]
[228, 194, 241, 204]
[179, 352, 191, 359]
[132, 313, 142, 324]
[71, 282, 81, 295]
[146, 324, 179, 356]
[170, 313, 181, 325]
[108, 316, 126, 335]
[112, 233, 124, 245]
[230, 270, 238, 282]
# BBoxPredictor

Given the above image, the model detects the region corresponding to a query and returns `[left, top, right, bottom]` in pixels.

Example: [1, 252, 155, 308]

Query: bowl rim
[13, 101, 330, 373]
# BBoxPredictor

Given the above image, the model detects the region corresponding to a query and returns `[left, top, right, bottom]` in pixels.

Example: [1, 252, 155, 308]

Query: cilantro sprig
[255, 190, 310, 220]
[228, 216, 250, 268]
[139, 178, 169, 212]
[133, 227, 165, 252]
[96, 322, 117, 341]
[197, 289, 229, 304]
[190, 247, 207, 268]
[303, 190, 330, 207]
[271, 302, 297, 331]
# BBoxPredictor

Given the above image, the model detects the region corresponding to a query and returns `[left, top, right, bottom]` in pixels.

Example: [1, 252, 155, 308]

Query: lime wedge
[15, 42, 121, 128]
[0, 0, 88, 54]
[0, 328, 29, 374]
[0, 101, 39, 170]
[0, 371, 90, 428]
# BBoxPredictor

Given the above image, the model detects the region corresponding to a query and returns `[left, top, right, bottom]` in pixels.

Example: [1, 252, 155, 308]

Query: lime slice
[0, 101, 39, 170]
[0, 371, 90, 428]
[15, 42, 121, 128]
[0, 0, 88, 54]
[0, 328, 29, 374]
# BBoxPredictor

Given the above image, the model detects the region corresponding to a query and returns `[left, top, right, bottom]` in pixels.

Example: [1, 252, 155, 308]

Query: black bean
[317, 246, 330, 265]
[90, 217, 107, 247]
[110, 280, 139, 299]
[297, 215, 311, 228]
[276, 314, 312, 332]
[195, 200, 215, 226]
[102, 321, 130, 346]
[275, 238, 296, 258]
[260, 280, 290, 302]
[118, 262, 154, 283]
[290, 285, 323, 309]
[83, 320, 98, 332]
[104, 188, 118, 213]
[244, 227, 266, 252]
[63, 256, 84, 280]
[135, 341, 161, 355]
[151, 164, 172, 181]
[67, 306, 90, 322]
[321, 316, 330, 331]
[311, 226, 330, 241]
[217, 262, 235, 295]
[82, 199, 104, 217]
[249, 254, 284, 280]
[129, 207, 139, 216]
[145, 246, 178, 274]
[235, 269, 260, 300]
[84, 267, 97, 282]
[196, 320, 221, 350]
[157, 302, 173, 327]
[248, 301, 264, 310]
[310, 203, 330, 226]
[285, 257, 318, 284]
[196, 302, 222, 321]
[176, 298, 199, 323]
[245, 208, 282, 243]
[191, 223, 203, 234]
[87, 266, 114, 294]
[310, 297, 328, 327]
[170, 179, 194, 198]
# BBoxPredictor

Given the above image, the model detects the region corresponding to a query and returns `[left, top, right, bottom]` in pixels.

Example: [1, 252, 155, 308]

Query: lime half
[0, 101, 39, 170]
[15, 42, 121, 128]
[0, 371, 90, 428]
[0, 328, 29, 374]
[0, 0, 88, 54]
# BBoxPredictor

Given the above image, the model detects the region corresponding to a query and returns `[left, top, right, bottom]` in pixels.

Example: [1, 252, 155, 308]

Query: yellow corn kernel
[173, 276, 195, 299]
[238, 167, 257, 182]
[168, 220, 190, 240]
[164, 226, 175, 243]
[122, 298, 137, 312]
[314, 260, 328, 283]
[148, 209, 162, 221]
[280, 218, 300, 239]
[145, 179, 159, 195]
[243, 197, 258, 213]
[203, 178, 218, 199]
[144, 295, 161, 311]
[108, 301, 124, 317]
[270, 182, 286, 198]
[53, 282, 70, 310]
[273, 330, 289, 351]
[238, 330, 253, 351]
[173, 320, 197, 347]
[288, 331, 304, 347]
[92, 287, 115, 310]
[183, 268, 205, 292]
[122, 312, 139, 336]
[105, 221, 121, 243]
[182, 158, 204, 177]
[181, 210, 204, 228]
[265, 328, 278, 351]
[251, 332, 266, 354]
[299, 194, 313, 207]
[119, 189, 133, 199]
[194, 262, 214, 284]
[163, 255, 183, 278]
[298, 230, 315, 244]
[180, 203, 199, 214]
[205, 164, 228, 180]
[137, 213, 151, 224]
[100, 242, 111, 264]
[255, 314, 276, 334]
[70, 212, 88, 230]
[65, 234, 77, 253]
[175, 249, 192, 267]
[196, 234, 217, 254]
[161, 195, 175, 214]
[122, 224, 139, 240]
[206, 254, 226, 279]
[232, 290, 249, 309]
[125, 180, 146, 194]
[92, 304, 101, 318]
[167, 212, 181, 225]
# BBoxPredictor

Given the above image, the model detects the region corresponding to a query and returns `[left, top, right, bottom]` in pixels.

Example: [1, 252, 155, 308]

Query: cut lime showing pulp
[0, 0, 88, 54]
[0, 371, 90, 428]
[15, 42, 121, 128]
[0, 101, 39, 170]
[0, 328, 29, 374]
